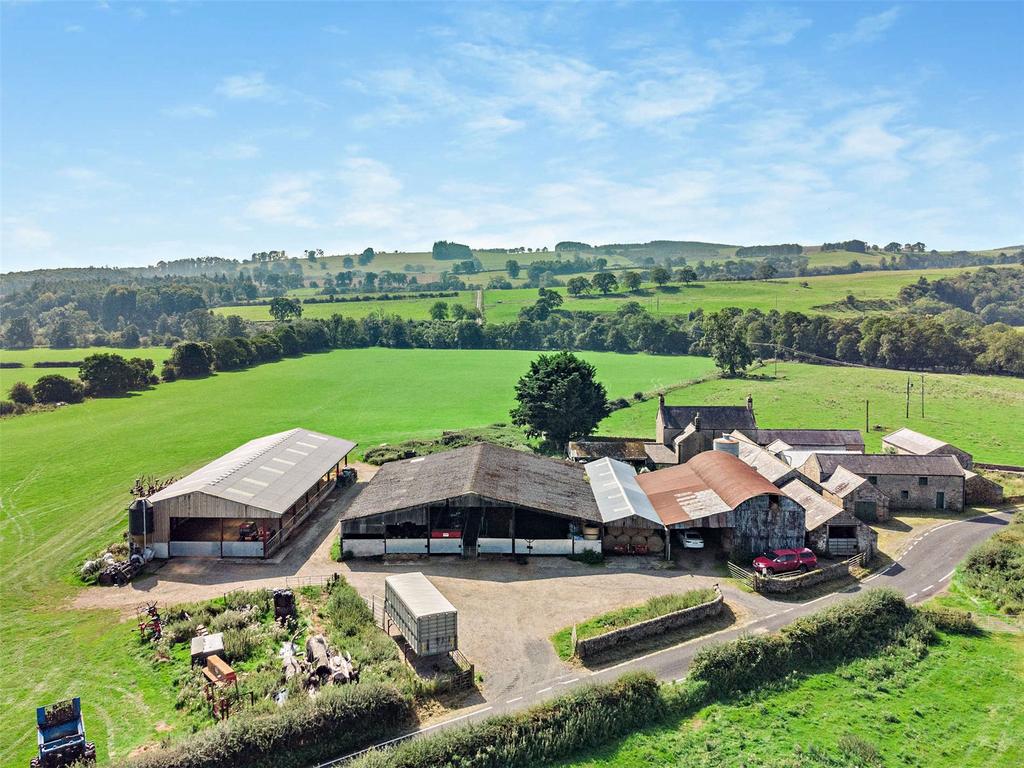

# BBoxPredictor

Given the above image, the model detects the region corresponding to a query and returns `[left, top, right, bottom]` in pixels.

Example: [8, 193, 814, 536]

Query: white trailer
[383, 572, 458, 657]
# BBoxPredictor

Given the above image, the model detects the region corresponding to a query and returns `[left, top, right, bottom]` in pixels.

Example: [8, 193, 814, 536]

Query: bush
[917, 605, 977, 634]
[0, 361, 24, 369]
[8, 381, 34, 405]
[114, 684, 412, 768]
[689, 589, 914, 695]
[32, 374, 85, 404]
[958, 516, 1024, 614]
[349, 673, 661, 768]
[0, 400, 28, 416]
[567, 549, 604, 565]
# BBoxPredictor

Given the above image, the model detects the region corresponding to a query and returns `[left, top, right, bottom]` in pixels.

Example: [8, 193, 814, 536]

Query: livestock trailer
[383, 572, 458, 657]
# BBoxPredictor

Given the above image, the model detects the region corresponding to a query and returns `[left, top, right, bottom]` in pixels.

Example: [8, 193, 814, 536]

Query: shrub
[917, 605, 977, 634]
[8, 381, 34, 405]
[222, 625, 262, 660]
[567, 549, 604, 565]
[958, 516, 1024, 614]
[348, 673, 662, 768]
[79, 352, 135, 396]
[0, 361, 24, 368]
[114, 683, 412, 768]
[160, 363, 178, 382]
[32, 374, 85, 404]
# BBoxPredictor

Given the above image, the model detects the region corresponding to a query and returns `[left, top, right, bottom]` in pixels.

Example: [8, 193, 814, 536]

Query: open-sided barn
[146, 428, 355, 558]
[340, 443, 603, 557]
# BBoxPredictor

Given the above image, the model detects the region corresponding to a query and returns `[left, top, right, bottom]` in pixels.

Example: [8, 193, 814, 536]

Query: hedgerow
[349, 672, 662, 768]
[114, 683, 412, 768]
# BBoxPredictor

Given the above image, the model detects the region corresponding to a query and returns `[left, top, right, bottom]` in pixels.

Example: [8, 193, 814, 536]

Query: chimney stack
[693, 411, 701, 431]
[658, 393, 665, 408]
[747, 394, 754, 412]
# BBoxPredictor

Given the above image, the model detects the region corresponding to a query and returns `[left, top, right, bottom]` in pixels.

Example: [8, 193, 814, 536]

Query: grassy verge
[551, 589, 717, 660]
[942, 508, 1023, 617]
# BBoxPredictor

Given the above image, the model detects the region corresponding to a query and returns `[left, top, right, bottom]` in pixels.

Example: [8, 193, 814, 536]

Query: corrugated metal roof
[882, 427, 950, 455]
[342, 443, 601, 523]
[660, 405, 756, 431]
[385, 573, 456, 619]
[821, 466, 869, 497]
[148, 428, 355, 515]
[585, 458, 664, 527]
[637, 451, 785, 526]
[815, 453, 965, 478]
[782, 479, 844, 530]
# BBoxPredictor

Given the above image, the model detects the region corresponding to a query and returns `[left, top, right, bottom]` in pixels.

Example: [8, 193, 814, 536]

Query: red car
[752, 547, 818, 575]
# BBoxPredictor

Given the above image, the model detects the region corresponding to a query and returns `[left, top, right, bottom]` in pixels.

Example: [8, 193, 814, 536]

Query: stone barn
[819, 466, 892, 523]
[340, 443, 603, 558]
[782, 478, 876, 559]
[146, 428, 355, 558]
[636, 450, 806, 556]
[883, 427, 973, 469]
[649, 396, 758, 465]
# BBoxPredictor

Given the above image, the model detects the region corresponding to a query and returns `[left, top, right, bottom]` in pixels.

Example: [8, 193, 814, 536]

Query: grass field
[0, 349, 715, 765]
[214, 290, 479, 322]
[483, 266, 999, 323]
[600, 361, 1024, 464]
[553, 630, 1024, 768]
[1, 346, 174, 387]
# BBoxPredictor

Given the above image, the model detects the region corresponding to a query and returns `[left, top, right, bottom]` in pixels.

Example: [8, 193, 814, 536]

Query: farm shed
[963, 470, 1004, 505]
[585, 457, 669, 557]
[801, 454, 965, 513]
[736, 429, 865, 453]
[340, 443, 602, 558]
[730, 433, 803, 487]
[819, 466, 892, 523]
[636, 450, 806, 556]
[883, 427, 973, 470]
[384, 572, 458, 657]
[146, 428, 355, 559]
[568, 437, 650, 469]
[782, 479, 876, 559]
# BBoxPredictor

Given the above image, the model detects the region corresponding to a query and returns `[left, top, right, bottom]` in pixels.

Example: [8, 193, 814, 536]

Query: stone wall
[731, 495, 806, 554]
[754, 558, 859, 594]
[965, 473, 1004, 505]
[875, 474, 964, 512]
[573, 588, 724, 661]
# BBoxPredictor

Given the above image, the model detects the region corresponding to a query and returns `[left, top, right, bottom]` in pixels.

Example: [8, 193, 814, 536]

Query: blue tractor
[31, 698, 96, 768]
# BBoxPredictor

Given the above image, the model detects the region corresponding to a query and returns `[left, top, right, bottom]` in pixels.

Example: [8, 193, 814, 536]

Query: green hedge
[958, 513, 1024, 614]
[349, 672, 662, 768]
[688, 588, 916, 694]
[115, 684, 412, 768]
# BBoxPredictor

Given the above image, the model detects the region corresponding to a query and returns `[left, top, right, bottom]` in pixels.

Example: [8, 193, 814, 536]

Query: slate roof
[814, 453, 965, 479]
[643, 442, 678, 465]
[738, 429, 865, 449]
[342, 443, 601, 523]
[637, 451, 785, 526]
[781, 479, 845, 530]
[882, 428, 952, 455]
[660, 405, 756, 431]
[585, 458, 664, 527]
[735, 440, 798, 484]
[820, 466, 869, 497]
[148, 428, 356, 515]
[567, 437, 650, 462]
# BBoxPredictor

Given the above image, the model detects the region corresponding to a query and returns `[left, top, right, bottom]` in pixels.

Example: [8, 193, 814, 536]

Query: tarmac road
[321, 507, 1014, 766]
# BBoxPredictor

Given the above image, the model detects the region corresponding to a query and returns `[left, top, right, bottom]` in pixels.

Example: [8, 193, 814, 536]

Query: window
[918, 476, 928, 486]
[868, 476, 878, 485]
[900, 490, 909, 500]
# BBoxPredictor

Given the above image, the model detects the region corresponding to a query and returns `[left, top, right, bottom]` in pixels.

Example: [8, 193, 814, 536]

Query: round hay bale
[647, 535, 665, 553]
[630, 534, 648, 547]
[602, 535, 619, 550]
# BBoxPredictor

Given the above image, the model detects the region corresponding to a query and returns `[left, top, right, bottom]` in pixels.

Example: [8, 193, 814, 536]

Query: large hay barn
[340, 443, 603, 557]
[146, 428, 355, 558]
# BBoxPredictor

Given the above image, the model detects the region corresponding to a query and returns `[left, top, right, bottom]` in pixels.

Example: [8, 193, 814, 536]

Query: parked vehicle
[678, 530, 705, 549]
[30, 698, 96, 768]
[238, 521, 260, 541]
[752, 547, 818, 575]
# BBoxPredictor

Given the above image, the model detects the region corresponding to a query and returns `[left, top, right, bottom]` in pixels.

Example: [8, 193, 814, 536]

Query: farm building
[730, 432, 804, 486]
[736, 429, 865, 454]
[635, 450, 806, 555]
[799, 454, 965, 513]
[963, 470, 1005, 505]
[567, 437, 650, 469]
[649, 395, 758, 464]
[781, 478, 876, 559]
[882, 427, 973, 469]
[585, 457, 669, 557]
[146, 428, 355, 558]
[819, 466, 892, 522]
[384, 572, 458, 657]
[340, 443, 603, 557]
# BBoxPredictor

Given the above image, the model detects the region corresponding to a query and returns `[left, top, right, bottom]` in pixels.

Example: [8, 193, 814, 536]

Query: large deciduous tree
[269, 297, 303, 323]
[510, 351, 609, 450]
[3, 316, 34, 349]
[703, 311, 755, 377]
[591, 272, 618, 295]
[79, 353, 135, 396]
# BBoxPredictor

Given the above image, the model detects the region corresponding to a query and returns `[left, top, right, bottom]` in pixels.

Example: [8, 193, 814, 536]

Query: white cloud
[215, 142, 261, 160]
[322, 24, 346, 35]
[709, 7, 812, 50]
[216, 72, 278, 101]
[829, 7, 902, 50]
[3, 218, 55, 251]
[246, 174, 317, 226]
[163, 103, 216, 119]
[65, 24, 83, 33]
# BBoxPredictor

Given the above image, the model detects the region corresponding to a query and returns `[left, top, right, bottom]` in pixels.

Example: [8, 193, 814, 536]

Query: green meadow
[0, 346, 174, 387]
[483, 267, 999, 323]
[0, 349, 714, 765]
[213, 290, 479, 322]
[553, 630, 1024, 768]
[600, 361, 1024, 464]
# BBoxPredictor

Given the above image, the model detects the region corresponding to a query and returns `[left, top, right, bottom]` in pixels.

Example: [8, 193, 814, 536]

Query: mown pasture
[0, 349, 714, 765]
[483, 266, 1000, 323]
[213, 290, 479, 322]
[553, 630, 1023, 768]
[600, 361, 1024, 464]
[0, 346, 174, 387]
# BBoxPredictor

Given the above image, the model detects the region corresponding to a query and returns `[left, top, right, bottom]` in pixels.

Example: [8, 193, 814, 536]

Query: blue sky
[1, 1, 1021, 271]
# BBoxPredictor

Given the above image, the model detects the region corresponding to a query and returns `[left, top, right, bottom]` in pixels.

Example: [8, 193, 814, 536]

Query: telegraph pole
[920, 373, 925, 418]
[865, 400, 869, 433]
[906, 376, 911, 419]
